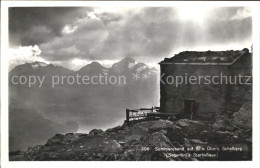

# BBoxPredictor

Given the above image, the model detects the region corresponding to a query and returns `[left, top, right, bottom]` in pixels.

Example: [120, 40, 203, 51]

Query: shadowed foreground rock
[10, 116, 252, 161]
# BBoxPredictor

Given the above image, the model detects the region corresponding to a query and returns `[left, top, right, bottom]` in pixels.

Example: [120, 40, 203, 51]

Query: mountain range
[9, 57, 160, 151]
[10, 57, 158, 87]
[10, 57, 155, 77]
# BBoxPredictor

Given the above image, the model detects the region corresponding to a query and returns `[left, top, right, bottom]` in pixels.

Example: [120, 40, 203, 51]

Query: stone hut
[159, 48, 252, 118]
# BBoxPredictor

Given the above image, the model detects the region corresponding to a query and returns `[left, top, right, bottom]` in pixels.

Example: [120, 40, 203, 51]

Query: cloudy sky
[9, 7, 252, 70]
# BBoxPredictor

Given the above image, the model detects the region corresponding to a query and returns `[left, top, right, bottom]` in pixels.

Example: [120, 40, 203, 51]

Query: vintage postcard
[1, 1, 260, 168]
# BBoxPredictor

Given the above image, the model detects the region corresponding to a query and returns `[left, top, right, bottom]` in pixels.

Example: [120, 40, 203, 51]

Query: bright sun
[177, 6, 210, 23]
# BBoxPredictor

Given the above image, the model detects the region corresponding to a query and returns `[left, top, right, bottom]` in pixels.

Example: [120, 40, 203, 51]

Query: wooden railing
[125, 107, 160, 124]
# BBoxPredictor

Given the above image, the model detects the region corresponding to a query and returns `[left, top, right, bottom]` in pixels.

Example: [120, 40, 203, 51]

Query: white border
[1, 1, 260, 168]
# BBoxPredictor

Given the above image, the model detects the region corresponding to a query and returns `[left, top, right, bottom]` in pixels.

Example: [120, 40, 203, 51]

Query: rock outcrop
[89, 129, 104, 136]
[10, 116, 252, 161]
[233, 102, 252, 129]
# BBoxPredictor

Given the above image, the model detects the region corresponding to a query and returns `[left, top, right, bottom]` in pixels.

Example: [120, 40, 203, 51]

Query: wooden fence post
[126, 108, 129, 125]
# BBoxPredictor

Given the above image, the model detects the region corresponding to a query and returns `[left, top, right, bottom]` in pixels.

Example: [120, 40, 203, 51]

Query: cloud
[230, 7, 252, 20]
[57, 45, 82, 56]
[205, 17, 252, 44]
[9, 7, 94, 46]
[9, 45, 47, 70]
[52, 58, 118, 71]
[39, 19, 108, 61]
[38, 8, 180, 62]
[9, 7, 252, 67]
[62, 25, 78, 35]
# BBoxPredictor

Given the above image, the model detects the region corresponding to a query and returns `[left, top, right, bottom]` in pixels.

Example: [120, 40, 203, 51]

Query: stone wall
[226, 54, 252, 114]
[160, 64, 229, 118]
[160, 52, 252, 119]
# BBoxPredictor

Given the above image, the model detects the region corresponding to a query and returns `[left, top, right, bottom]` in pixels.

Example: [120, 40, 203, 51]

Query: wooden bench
[126, 107, 155, 123]
[126, 107, 173, 124]
[147, 112, 173, 120]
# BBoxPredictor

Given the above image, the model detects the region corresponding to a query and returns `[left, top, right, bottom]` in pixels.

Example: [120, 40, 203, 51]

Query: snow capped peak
[31, 61, 48, 69]
[136, 65, 148, 73]
[128, 62, 136, 69]
[111, 57, 136, 71]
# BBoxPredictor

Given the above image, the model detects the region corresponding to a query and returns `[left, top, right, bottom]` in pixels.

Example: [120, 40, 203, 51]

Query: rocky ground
[10, 109, 252, 161]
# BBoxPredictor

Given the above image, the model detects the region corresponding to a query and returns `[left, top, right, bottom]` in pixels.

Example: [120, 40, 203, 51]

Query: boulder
[168, 115, 177, 121]
[121, 149, 138, 161]
[45, 133, 85, 146]
[103, 140, 123, 154]
[184, 138, 192, 147]
[159, 129, 167, 135]
[130, 122, 150, 134]
[208, 131, 238, 144]
[105, 126, 123, 133]
[27, 145, 43, 153]
[233, 102, 252, 129]
[74, 133, 88, 138]
[144, 132, 175, 161]
[166, 125, 186, 144]
[63, 133, 86, 143]
[146, 132, 172, 148]
[25, 145, 45, 160]
[129, 120, 174, 135]
[148, 120, 174, 133]
[177, 121, 189, 127]
[236, 129, 252, 140]
[45, 134, 65, 146]
[125, 134, 142, 146]
[89, 129, 104, 136]
[213, 115, 237, 131]
[177, 119, 204, 127]
[190, 139, 207, 145]
[176, 119, 205, 134]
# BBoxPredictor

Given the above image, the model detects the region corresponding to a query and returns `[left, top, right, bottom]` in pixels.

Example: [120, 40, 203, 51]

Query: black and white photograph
[1, 1, 260, 166]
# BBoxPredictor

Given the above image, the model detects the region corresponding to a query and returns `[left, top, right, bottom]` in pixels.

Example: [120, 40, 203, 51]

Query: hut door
[184, 99, 196, 119]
